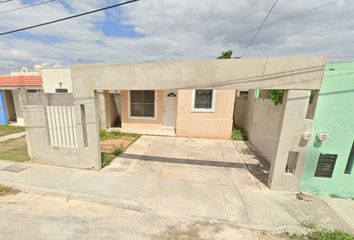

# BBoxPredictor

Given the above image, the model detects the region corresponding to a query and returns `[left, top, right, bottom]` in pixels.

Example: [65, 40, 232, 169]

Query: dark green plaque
[314, 153, 338, 178]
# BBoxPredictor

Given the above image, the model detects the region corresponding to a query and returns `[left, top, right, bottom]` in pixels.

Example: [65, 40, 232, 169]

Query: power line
[240, 0, 279, 58]
[0, 0, 140, 36]
[0, 0, 14, 4]
[0, 0, 56, 15]
[156, 0, 340, 61]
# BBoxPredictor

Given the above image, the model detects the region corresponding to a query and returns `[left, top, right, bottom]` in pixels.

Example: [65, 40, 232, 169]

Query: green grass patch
[0, 184, 20, 196]
[101, 153, 116, 168]
[100, 130, 141, 168]
[0, 124, 25, 137]
[101, 143, 126, 168]
[99, 129, 140, 141]
[231, 126, 248, 141]
[282, 229, 354, 240]
[0, 144, 30, 162]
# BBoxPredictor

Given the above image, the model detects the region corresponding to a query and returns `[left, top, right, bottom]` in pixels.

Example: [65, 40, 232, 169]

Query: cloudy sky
[0, 0, 352, 74]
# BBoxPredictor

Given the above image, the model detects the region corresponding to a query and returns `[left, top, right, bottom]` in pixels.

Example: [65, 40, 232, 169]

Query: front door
[163, 90, 178, 128]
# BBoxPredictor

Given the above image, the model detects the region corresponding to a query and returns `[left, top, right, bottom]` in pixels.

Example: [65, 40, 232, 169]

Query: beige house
[119, 89, 235, 139]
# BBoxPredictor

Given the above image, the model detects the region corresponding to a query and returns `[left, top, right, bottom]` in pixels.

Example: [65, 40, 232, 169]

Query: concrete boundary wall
[234, 97, 283, 163]
[250, 99, 283, 163]
[234, 90, 314, 191]
[268, 90, 314, 191]
[22, 92, 101, 170]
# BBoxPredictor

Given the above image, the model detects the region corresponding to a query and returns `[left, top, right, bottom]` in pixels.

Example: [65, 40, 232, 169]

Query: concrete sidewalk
[0, 131, 26, 143]
[0, 158, 353, 234]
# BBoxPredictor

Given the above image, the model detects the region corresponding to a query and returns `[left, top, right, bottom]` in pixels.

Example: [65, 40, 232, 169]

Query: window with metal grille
[194, 89, 213, 109]
[130, 90, 155, 117]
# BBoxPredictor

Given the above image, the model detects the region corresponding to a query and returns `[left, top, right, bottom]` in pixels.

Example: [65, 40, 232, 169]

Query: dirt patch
[0, 129, 15, 137]
[0, 184, 20, 197]
[100, 139, 133, 153]
[0, 137, 27, 151]
[158, 221, 279, 240]
[122, 136, 137, 141]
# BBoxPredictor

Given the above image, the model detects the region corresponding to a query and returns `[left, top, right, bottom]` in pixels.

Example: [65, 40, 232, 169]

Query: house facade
[120, 89, 235, 139]
[0, 66, 42, 125]
[41, 67, 73, 93]
[300, 62, 354, 198]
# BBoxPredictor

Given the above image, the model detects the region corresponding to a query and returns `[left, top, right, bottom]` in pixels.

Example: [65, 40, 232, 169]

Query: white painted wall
[41, 68, 73, 93]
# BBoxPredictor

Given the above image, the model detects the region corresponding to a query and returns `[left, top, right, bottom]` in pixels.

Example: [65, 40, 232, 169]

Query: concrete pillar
[96, 91, 108, 129]
[244, 89, 256, 134]
[268, 90, 313, 191]
[73, 97, 101, 170]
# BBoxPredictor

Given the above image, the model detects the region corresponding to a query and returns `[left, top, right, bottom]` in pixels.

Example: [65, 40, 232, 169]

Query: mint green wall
[300, 62, 354, 198]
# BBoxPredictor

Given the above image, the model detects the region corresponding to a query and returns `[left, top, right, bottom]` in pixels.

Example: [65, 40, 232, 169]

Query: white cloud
[0, 0, 353, 74]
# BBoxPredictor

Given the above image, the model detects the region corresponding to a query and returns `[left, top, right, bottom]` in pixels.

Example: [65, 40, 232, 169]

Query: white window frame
[128, 90, 158, 120]
[191, 89, 217, 113]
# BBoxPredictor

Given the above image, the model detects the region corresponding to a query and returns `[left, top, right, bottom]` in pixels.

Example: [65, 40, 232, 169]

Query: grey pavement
[0, 135, 353, 235]
[0, 191, 281, 240]
[0, 131, 26, 143]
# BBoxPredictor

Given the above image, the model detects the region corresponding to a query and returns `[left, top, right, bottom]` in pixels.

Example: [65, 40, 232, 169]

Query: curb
[0, 180, 147, 212]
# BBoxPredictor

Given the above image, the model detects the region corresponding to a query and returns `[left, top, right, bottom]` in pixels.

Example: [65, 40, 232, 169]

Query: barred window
[194, 89, 213, 109]
[130, 90, 155, 117]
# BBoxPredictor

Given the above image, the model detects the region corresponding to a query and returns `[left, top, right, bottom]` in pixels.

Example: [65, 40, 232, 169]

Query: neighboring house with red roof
[0, 66, 43, 125]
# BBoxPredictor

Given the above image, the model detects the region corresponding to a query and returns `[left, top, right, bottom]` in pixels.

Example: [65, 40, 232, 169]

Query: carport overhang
[70, 55, 327, 98]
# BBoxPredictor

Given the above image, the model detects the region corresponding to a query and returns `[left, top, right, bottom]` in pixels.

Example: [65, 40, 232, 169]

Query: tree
[217, 50, 241, 59]
[217, 50, 233, 59]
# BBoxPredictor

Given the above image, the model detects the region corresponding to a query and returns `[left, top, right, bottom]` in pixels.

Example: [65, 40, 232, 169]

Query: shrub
[270, 89, 285, 105]
[231, 126, 248, 141]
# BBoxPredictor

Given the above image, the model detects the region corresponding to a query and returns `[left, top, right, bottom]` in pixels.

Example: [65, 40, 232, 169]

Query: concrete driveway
[1, 135, 354, 234]
[103, 136, 270, 190]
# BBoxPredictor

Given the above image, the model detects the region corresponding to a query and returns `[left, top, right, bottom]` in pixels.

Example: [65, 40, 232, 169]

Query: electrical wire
[240, 0, 279, 58]
[0, 0, 14, 4]
[156, 0, 340, 61]
[0, 0, 56, 15]
[0, 0, 140, 36]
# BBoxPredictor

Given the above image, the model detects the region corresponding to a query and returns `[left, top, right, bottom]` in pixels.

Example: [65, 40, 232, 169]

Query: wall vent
[314, 153, 338, 178]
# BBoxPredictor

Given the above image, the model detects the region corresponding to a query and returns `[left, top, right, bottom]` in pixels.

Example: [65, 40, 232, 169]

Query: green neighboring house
[300, 62, 354, 198]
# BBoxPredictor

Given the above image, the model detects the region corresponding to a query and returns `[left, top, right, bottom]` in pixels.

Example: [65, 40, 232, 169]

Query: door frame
[163, 90, 178, 128]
